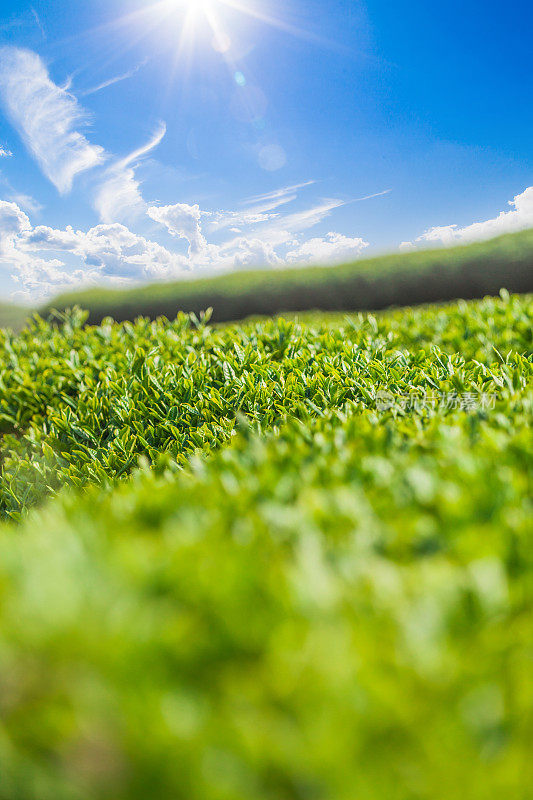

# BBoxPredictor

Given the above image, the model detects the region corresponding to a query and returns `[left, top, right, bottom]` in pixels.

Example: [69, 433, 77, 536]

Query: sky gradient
[0, 0, 532, 302]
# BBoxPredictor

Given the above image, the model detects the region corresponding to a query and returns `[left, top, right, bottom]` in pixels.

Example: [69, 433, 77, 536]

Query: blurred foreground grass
[0, 291, 531, 799]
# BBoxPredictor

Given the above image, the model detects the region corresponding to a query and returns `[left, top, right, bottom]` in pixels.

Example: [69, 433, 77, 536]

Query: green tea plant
[0, 380, 531, 799]
[0, 291, 531, 798]
[0, 293, 531, 519]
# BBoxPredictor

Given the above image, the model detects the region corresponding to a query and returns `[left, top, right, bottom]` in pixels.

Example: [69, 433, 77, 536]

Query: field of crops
[0, 291, 532, 799]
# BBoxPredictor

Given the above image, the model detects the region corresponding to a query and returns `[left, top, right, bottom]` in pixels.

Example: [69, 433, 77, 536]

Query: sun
[156, 0, 230, 34]
[165, 0, 214, 11]
[151, 0, 250, 61]
[104, 0, 328, 86]
[136, 0, 319, 53]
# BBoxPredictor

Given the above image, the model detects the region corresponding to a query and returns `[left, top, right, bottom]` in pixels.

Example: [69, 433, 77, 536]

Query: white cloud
[214, 237, 283, 269]
[11, 259, 87, 304]
[247, 199, 346, 249]
[0, 171, 43, 214]
[147, 195, 347, 267]
[353, 189, 392, 203]
[242, 181, 316, 206]
[31, 7, 46, 40]
[94, 122, 167, 223]
[0, 47, 105, 193]
[0, 200, 31, 257]
[78, 223, 186, 280]
[405, 186, 533, 248]
[0, 146, 12, 158]
[147, 189, 371, 273]
[0, 201, 189, 301]
[1, 179, 374, 300]
[205, 209, 275, 232]
[0, 201, 74, 303]
[0, 47, 166, 222]
[23, 222, 188, 281]
[80, 60, 148, 97]
[6, 193, 42, 214]
[286, 232, 369, 264]
[147, 202, 207, 258]
[0, 200, 30, 235]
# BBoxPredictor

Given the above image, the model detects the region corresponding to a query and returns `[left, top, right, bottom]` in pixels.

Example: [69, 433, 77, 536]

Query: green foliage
[0, 378, 532, 799]
[45, 229, 533, 325]
[1, 293, 531, 520]
[0, 292, 531, 798]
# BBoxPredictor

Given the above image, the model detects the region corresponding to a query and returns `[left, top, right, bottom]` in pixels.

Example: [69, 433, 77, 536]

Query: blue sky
[0, 0, 531, 302]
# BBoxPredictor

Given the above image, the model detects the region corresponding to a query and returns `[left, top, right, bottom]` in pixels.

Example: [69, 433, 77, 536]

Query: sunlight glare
[163, 0, 215, 14]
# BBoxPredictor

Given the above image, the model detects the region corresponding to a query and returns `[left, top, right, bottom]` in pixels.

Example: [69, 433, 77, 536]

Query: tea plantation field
[46, 228, 533, 325]
[0, 292, 531, 799]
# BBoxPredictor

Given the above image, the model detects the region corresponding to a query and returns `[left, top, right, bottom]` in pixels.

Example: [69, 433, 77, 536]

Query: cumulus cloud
[0, 47, 105, 193]
[405, 186, 533, 248]
[0, 200, 31, 257]
[214, 237, 283, 269]
[148, 186, 317, 248]
[1, 178, 376, 300]
[286, 232, 369, 264]
[0, 201, 72, 302]
[147, 188, 373, 273]
[0, 200, 30, 235]
[11, 259, 87, 305]
[0, 200, 189, 301]
[147, 202, 207, 257]
[147, 195, 347, 267]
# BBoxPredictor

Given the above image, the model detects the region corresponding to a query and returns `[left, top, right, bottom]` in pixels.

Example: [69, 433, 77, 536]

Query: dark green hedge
[44, 229, 533, 324]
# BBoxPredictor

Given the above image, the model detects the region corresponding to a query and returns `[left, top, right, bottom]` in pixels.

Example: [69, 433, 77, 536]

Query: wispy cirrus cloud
[94, 122, 167, 223]
[0, 146, 13, 158]
[204, 208, 275, 233]
[0, 47, 105, 194]
[255, 198, 346, 247]
[0, 46, 167, 222]
[0, 169, 43, 214]
[31, 7, 46, 40]
[241, 181, 316, 206]
[204, 183, 319, 233]
[352, 189, 392, 203]
[80, 60, 148, 98]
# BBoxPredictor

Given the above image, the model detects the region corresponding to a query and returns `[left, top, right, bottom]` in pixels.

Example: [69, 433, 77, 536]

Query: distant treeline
[44, 229, 533, 324]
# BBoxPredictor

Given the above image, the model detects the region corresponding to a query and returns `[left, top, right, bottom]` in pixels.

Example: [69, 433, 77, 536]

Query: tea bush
[0, 293, 531, 519]
[0, 389, 531, 799]
[0, 292, 531, 799]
